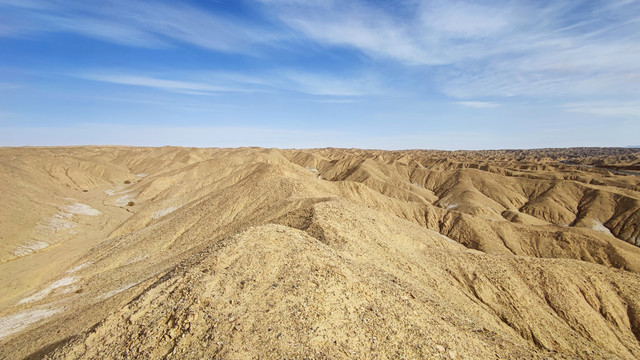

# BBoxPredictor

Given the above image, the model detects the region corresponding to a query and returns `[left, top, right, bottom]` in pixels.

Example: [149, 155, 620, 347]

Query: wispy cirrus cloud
[456, 101, 500, 109]
[3, 0, 640, 150]
[255, 0, 537, 65]
[257, 0, 440, 65]
[5, 0, 639, 105]
[430, 1, 640, 101]
[257, 0, 640, 105]
[0, 0, 279, 53]
[563, 101, 640, 118]
[74, 69, 381, 98]
[280, 72, 380, 96]
[78, 73, 250, 95]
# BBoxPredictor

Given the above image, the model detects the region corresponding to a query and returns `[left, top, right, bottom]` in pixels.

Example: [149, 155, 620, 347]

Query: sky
[1, 0, 639, 150]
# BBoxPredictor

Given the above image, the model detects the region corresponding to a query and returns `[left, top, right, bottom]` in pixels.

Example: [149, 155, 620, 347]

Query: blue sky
[1, 0, 639, 149]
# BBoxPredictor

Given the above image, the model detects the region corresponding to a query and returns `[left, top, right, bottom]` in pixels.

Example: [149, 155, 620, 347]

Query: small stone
[436, 345, 446, 352]
[448, 350, 457, 359]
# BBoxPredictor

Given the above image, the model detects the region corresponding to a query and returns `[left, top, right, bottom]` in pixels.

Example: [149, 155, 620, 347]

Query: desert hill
[1, 146, 640, 359]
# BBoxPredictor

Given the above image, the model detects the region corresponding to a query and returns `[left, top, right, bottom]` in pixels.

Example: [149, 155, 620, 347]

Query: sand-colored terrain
[1, 146, 640, 359]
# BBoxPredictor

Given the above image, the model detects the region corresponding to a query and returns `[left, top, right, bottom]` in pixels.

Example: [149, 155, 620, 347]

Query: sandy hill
[1, 146, 640, 359]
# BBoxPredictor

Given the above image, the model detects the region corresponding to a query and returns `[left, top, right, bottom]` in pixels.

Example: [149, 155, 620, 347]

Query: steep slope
[285, 148, 640, 249]
[41, 202, 640, 359]
[1, 146, 639, 359]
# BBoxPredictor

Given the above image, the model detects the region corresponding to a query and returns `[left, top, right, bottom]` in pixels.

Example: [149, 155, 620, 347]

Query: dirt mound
[1, 146, 640, 359]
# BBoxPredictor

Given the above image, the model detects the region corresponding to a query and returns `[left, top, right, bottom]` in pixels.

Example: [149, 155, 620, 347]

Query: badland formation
[1, 146, 640, 359]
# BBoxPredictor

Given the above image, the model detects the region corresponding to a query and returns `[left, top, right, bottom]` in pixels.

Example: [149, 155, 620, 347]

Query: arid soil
[1, 146, 640, 359]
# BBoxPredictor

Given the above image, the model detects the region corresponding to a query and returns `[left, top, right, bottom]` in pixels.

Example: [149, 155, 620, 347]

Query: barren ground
[1, 146, 640, 359]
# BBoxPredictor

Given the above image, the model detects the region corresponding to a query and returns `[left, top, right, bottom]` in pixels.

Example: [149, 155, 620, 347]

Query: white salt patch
[57, 285, 80, 295]
[411, 182, 423, 188]
[44, 213, 74, 232]
[97, 282, 140, 300]
[152, 206, 180, 220]
[48, 277, 79, 289]
[136, 173, 148, 177]
[65, 262, 92, 274]
[64, 203, 101, 216]
[12, 241, 49, 257]
[35, 203, 99, 239]
[592, 220, 613, 235]
[105, 185, 129, 196]
[305, 167, 319, 173]
[318, 175, 322, 180]
[55, 212, 73, 219]
[115, 193, 136, 206]
[18, 290, 48, 304]
[124, 254, 148, 266]
[446, 204, 458, 210]
[0, 308, 60, 340]
[18, 277, 79, 304]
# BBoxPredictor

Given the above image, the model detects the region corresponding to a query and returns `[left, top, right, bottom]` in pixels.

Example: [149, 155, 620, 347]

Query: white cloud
[118, 1, 279, 53]
[438, 1, 640, 100]
[49, 15, 168, 48]
[286, 15, 436, 64]
[4, 0, 640, 111]
[255, 0, 441, 64]
[81, 74, 230, 93]
[563, 101, 640, 118]
[443, 66, 640, 100]
[76, 73, 270, 95]
[419, 1, 517, 39]
[303, 99, 358, 104]
[281, 72, 380, 96]
[74, 69, 381, 98]
[0, 1, 279, 53]
[257, 0, 539, 65]
[456, 101, 500, 109]
[258, 0, 640, 103]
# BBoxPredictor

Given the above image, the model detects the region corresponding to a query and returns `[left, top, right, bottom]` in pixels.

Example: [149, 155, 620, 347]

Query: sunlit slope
[285, 149, 640, 251]
[1, 146, 640, 359]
